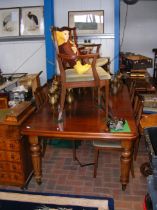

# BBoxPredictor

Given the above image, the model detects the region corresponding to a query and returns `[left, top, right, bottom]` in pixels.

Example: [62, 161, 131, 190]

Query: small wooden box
[123, 54, 153, 70]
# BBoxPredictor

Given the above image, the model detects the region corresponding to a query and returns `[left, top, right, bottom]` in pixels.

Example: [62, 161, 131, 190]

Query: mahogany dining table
[21, 84, 138, 190]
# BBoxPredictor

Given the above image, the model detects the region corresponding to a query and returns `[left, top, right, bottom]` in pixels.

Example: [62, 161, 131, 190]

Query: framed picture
[20, 6, 44, 36]
[0, 8, 20, 37]
[68, 10, 104, 35]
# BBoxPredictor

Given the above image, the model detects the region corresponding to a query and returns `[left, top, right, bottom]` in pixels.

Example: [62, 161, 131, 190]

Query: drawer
[0, 151, 21, 162]
[0, 171, 24, 185]
[6, 140, 20, 151]
[0, 171, 10, 182]
[0, 139, 20, 151]
[0, 125, 21, 138]
[0, 161, 22, 172]
[10, 173, 24, 183]
[6, 151, 21, 162]
[0, 151, 6, 161]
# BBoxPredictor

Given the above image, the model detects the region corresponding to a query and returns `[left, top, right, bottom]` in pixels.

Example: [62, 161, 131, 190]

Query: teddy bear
[55, 30, 91, 74]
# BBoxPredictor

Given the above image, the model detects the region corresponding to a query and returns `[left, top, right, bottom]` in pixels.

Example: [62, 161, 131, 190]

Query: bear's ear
[56, 31, 66, 46]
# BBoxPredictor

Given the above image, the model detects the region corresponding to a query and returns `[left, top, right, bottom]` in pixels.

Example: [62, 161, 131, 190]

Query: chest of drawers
[0, 102, 35, 188]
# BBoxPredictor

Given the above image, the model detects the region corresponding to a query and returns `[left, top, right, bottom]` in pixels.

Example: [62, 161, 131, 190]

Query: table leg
[120, 140, 134, 190]
[29, 136, 42, 184]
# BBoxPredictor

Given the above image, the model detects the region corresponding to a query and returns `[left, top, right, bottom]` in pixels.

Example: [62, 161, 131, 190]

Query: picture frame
[20, 6, 44, 36]
[68, 10, 104, 35]
[0, 8, 20, 37]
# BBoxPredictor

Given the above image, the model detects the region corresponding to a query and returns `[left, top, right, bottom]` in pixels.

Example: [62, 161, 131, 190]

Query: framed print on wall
[0, 8, 19, 37]
[20, 6, 44, 36]
[68, 10, 104, 35]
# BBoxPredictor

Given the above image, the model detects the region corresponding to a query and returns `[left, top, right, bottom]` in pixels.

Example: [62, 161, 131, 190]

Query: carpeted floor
[0, 190, 114, 210]
[0, 138, 149, 210]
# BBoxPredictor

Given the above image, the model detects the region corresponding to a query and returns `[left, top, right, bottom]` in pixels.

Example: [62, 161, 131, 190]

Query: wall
[54, 0, 115, 73]
[0, 0, 115, 84]
[120, 1, 157, 75]
[0, 0, 47, 84]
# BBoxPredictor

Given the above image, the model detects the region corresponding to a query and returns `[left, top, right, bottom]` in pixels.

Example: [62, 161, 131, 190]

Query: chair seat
[96, 57, 109, 67]
[66, 67, 111, 82]
[93, 140, 122, 148]
[140, 93, 157, 114]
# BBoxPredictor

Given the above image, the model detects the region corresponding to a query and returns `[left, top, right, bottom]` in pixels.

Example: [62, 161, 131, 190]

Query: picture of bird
[3, 13, 14, 31]
[27, 11, 39, 31]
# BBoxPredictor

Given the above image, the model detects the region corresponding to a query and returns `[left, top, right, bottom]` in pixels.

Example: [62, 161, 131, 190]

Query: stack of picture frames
[0, 6, 44, 40]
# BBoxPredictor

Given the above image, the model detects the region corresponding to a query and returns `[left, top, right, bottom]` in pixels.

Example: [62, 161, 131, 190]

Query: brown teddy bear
[56, 30, 91, 74]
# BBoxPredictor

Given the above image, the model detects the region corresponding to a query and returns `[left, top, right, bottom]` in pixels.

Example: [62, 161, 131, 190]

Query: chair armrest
[78, 44, 101, 55]
[58, 53, 77, 61]
[58, 52, 100, 84]
[58, 52, 99, 62]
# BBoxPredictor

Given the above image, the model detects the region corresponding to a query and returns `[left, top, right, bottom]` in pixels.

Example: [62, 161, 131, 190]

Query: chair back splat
[51, 26, 111, 122]
[133, 94, 144, 160]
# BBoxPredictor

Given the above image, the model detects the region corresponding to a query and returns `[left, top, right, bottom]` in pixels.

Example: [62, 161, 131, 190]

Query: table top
[21, 85, 138, 141]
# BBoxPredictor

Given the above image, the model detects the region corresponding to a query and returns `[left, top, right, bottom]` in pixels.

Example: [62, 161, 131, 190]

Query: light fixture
[123, 0, 138, 5]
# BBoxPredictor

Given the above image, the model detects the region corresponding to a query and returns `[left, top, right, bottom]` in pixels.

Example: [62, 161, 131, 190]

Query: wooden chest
[122, 54, 153, 70]
[0, 102, 35, 188]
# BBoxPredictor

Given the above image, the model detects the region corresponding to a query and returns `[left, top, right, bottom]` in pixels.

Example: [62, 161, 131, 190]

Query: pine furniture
[0, 102, 35, 188]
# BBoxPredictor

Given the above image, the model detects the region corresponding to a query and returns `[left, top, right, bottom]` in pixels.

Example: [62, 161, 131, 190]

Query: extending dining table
[21, 84, 138, 190]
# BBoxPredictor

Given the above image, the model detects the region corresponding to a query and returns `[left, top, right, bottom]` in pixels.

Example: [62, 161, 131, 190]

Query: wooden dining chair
[34, 83, 49, 111]
[129, 80, 136, 105]
[133, 94, 144, 160]
[92, 94, 144, 178]
[59, 26, 110, 70]
[34, 83, 49, 157]
[51, 26, 111, 122]
[92, 140, 135, 178]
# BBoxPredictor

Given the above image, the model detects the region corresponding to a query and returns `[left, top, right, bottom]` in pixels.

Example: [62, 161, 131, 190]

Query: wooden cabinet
[0, 102, 35, 188]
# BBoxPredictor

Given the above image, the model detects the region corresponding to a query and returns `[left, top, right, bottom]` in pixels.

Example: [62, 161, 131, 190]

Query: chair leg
[73, 141, 95, 167]
[93, 148, 99, 178]
[134, 135, 141, 161]
[97, 88, 101, 106]
[105, 80, 109, 119]
[72, 141, 77, 161]
[130, 159, 135, 178]
[58, 87, 66, 122]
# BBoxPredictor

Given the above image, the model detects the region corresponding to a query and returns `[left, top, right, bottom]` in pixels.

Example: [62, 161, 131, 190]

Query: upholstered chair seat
[66, 67, 111, 83]
[96, 57, 109, 67]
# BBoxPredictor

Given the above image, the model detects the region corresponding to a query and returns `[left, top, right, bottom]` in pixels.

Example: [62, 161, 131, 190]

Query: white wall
[54, 0, 115, 73]
[120, 1, 157, 75]
[0, 0, 115, 84]
[0, 0, 47, 85]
